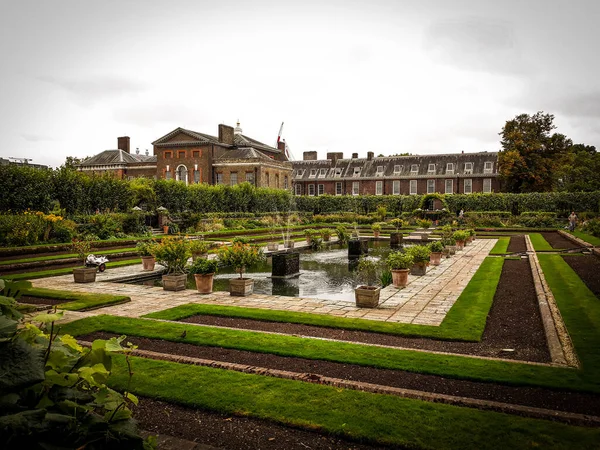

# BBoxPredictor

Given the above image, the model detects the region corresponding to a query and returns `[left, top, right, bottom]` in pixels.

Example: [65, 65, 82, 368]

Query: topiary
[429, 240, 444, 253]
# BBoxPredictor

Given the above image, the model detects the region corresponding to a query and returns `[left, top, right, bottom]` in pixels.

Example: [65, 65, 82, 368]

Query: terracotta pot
[442, 248, 451, 258]
[162, 273, 187, 291]
[267, 242, 279, 251]
[410, 262, 428, 276]
[192, 251, 208, 261]
[229, 277, 254, 296]
[194, 273, 214, 294]
[322, 235, 331, 242]
[448, 245, 457, 255]
[355, 285, 381, 308]
[456, 240, 465, 250]
[73, 267, 97, 283]
[373, 231, 380, 238]
[391, 269, 409, 288]
[141, 256, 155, 271]
[430, 252, 442, 266]
[163, 225, 169, 234]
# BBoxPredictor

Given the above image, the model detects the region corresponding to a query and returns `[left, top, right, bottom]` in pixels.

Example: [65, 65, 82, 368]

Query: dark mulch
[506, 235, 527, 253]
[541, 232, 581, 250]
[18, 295, 68, 306]
[0, 254, 134, 275]
[562, 255, 600, 299]
[136, 397, 387, 450]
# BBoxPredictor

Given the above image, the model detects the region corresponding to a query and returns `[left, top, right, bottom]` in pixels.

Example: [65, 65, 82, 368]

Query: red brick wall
[155, 144, 213, 184]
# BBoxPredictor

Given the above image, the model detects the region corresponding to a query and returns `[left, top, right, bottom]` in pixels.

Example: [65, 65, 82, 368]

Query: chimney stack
[367, 151, 374, 161]
[327, 152, 343, 164]
[218, 124, 235, 145]
[303, 151, 318, 161]
[278, 141, 286, 152]
[117, 136, 130, 154]
[352, 153, 358, 159]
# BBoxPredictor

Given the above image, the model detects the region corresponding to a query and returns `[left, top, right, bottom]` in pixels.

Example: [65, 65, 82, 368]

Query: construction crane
[9, 157, 32, 164]
[276, 122, 293, 160]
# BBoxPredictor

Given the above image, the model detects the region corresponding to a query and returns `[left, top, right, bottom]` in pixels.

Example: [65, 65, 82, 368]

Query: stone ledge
[558, 229, 593, 248]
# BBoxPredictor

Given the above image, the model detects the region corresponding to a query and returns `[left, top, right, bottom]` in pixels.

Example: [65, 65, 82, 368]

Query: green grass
[570, 230, 600, 246]
[103, 354, 600, 450]
[23, 287, 130, 311]
[3, 258, 142, 281]
[145, 257, 504, 342]
[528, 233, 555, 251]
[489, 237, 510, 254]
[0, 247, 137, 266]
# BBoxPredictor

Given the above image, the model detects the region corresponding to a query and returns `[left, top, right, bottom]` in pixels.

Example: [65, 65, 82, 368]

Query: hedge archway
[419, 193, 449, 211]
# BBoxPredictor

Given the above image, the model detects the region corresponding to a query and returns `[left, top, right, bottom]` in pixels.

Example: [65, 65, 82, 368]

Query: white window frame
[409, 179, 417, 195]
[317, 184, 324, 195]
[230, 172, 238, 186]
[352, 181, 360, 196]
[309, 169, 317, 178]
[353, 167, 361, 177]
[295, 169, 304, 178]
[216, 172, 223, 185]
[393, 165, 402, 174]
[176, 164, 188, 185]
[484, 162, 493, 174]
[427, 179, 435, 194]
[393, 180, 400, 195]
[284, 176, 288, 189]
[295, 183, 302, 195]
[308, 184, 315, 196]
[464, 162, 473, 174]
[245, 172, 254, 184]
[446, 163, 454, 175]
[194, 170, 200, 184]
[483, 178, 492, 193]
[376, 166, 384, 176]
[445, 179, 453, 194]
[334, 168, 343, 177]
[318, 168, 327, 178]
[464, 178, 472, 194]
[410, 164, 419, 173]
[375, 181, 383, 195]
[427, 164, 436, 174]
[335, 182, 343, 195]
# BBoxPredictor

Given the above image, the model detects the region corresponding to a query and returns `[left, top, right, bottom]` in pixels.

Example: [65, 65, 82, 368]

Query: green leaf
[0, 314, 17, 338]
[105, 335, 127, 353]
[35, 394, 55, 409]
[32, 311, 65, 324]
[58, 334, 82, 352]
[44, 369, 79, 387]
[78, 363, 110, 387]
[0, 338, 45, 391]
[125, 392, 138, 406]
[105, 407, 132, 421]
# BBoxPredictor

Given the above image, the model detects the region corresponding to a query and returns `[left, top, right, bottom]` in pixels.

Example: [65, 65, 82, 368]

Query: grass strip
[537, 254, 600, 381]
[570, 231, 600, 247]
[104, 355, 600, 450]
[2, 258, 142, 281]
[0, 247, 138, 266]
[145, 257, 504, 342]
[23, 287, 130, 311]
[61, 314, 591, 392]
[489, 237, 510, 254]
[528, 233, 555, 251]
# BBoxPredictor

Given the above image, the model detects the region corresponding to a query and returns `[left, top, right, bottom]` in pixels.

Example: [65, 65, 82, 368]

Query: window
[393, 180, 400, 195]
[230, 172, 238, 186]
[178, 151, 186, 159]
[376, 181, 383, 195]
[318, 184, 324, 195]
[266, 172, 270, 186]
[308, 184, 315, 196]
[393, 165, 402, 174]
[446, 163, 454, 174]
[335, 182, 343, 195]
[334, 168, 343, 177]
[284, 176, 288, 189]
[319, 168, 327, 178]
[192, 150, 200, 158]
[427, 179, 435, 193]
[445, 179, 453, 194]
[216, 173, 223, 185]
[410, 179, 417, 195]
[194, 170, 200, 184]
[484, 162, 493, 173]
[464, 179, 472, 194]
[410, 164, 419, 173]
[464, 162, 473, 174]
[295, 169, 305, 178]
[376, 166, 384, 176]
[295, 184, 302, 195]
[164, 151, 172, 159]
[483, 178, 492, 193]
[428, 164, 436, 174]
[353, 167, 361, 177]
[245, 172, 254, 184]
[309, 169, 317, 178]
[352, 181, 360, 195]
[165, 171, 172, 180]
[176, 165, 188, 184]
[275, 174, 279, 188]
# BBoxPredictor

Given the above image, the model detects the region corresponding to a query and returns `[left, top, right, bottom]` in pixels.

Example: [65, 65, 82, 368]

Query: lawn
[570, 230, 600, 246]
[23, 287, 130, 311]
[3, 258, 142, 281]
[489, 237, 510, 254]
[528, 233, 554, 251]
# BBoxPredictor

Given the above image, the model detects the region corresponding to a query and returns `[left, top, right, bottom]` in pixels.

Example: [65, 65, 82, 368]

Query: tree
[556, 144, 600, 192]
[498, 112, 572, 193]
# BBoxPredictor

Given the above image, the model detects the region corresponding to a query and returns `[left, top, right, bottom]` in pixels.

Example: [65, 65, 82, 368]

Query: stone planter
[430, 252, 442, 266]
[229, 278, 254, 296]
[141, 256, 156, 271]
[194, 273, 214, 294]
[442, 248, 450, 258]
[391, 269, 409, 288]
[192, 251, 209, 262]
[355, 285, 381, 308]
[389, 232, 403, 248]
[267, 242, 279, 252]
[456, 240, 465, 250]
[448, 245, 457, 255]
[410, 262, 428, 276]
[73, 267, 97, 283]
[162, 273, 187, 291]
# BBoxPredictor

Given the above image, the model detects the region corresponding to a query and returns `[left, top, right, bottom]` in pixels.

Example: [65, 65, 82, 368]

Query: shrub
[218, 243, 264, 278]
[429, 240, 444, 253]
[386, 251, 414, 270]
[453, 230, 469, 242]
[320, 228, 333, 240]
[417, 219, 432, 229]
[310, 236, 324, 250]
[335, 225, 350, 244]
[371, 223, 382, 232]
[390, 218, 404, 231]
[405, 245, 431, 265]
[188, 257, 218, 275]
[189, 238, 212, 254]
[380, 269, 393, 287]
[583, 218, 600, 238]
[152, 236, 190, 274]
[136, 240, 157, 257]
[72, 237, 92, 265]
[356, 258, 380, 286]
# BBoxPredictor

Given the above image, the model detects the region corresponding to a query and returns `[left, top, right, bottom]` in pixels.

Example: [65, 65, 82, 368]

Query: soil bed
[0, 254, 135, 275]
[18, 295, 68, 306]
[562, 255, 600, 298]
[136, 397, 386, 450]
[541, 232, 581, 250]
[506, 235, 527, 253]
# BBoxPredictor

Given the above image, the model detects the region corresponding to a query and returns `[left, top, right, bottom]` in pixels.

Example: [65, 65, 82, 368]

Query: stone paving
[31, 238, 496, 326]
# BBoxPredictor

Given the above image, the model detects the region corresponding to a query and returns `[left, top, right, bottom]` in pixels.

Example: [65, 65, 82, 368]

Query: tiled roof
[79, 150, 143, 166]
[151, 127, 220, 146]
[234, 134, 280, 153]
[216, 147, 275, 162]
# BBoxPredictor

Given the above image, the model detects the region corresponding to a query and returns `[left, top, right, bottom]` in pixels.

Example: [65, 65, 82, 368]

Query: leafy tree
[498, 112, 572, 192]
[556, 144, 600, 192]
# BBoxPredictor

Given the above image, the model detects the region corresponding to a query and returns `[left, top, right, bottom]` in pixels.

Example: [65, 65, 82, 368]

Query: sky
[1, 0, 599, 168]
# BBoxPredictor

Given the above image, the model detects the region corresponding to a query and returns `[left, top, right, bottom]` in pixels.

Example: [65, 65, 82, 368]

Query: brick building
[291, 151, 499, 196]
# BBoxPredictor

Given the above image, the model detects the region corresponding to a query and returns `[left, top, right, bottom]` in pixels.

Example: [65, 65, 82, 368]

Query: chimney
[367, 151, 374, 161]
[303, 151, 318, 161]
[117, 136, 130, 154]
[352, 153, 358, 159]
[327, 152, 343, 164]
[218, 124, 234, 145]
[278, 141, 286, 152]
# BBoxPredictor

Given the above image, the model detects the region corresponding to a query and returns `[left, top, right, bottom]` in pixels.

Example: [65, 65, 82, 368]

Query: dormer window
[446, 163, 454, 174]
[335, 168, 343, 177]
[376, 166, 384, 176]
[393, 165, 402, 174]
[353, 167, 361, 177]
[309, 169, 318, 178]
[319, 168, 327, 178]
[428, 164, 435, 174]
[295, 169, 305, 178]
[484, 161, 493, 173]
[464, 162, 473, 174]
[410, 164, 419, 173]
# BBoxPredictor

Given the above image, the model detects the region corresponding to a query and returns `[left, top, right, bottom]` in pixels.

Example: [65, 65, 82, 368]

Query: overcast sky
[1, 0, 599, 167]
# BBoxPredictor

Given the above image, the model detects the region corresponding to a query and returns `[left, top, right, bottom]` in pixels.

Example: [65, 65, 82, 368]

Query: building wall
[154, 144, 214, 184]
[213, 163, 292, 189]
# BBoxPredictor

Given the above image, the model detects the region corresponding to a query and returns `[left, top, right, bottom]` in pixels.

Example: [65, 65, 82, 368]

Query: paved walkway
[32, 239, 496, 326]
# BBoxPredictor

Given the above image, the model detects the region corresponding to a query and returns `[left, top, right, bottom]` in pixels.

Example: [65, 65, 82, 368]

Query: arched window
[176, 165, 188, 185]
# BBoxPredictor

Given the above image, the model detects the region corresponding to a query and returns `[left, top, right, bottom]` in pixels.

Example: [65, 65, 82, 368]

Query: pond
[129, 241, 397, 302]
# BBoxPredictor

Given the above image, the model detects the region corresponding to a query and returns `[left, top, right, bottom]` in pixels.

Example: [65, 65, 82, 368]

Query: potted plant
[189, 238, 212, 261]
[335, 225, 350, 245]
[72, 238, 96, 283]
[386, 251, 414, 288]
[152, 236, 190, 291]
[406, 244, 431, 276]
[371, 222, 382, 238]
[266, 233, 280, 251]
[304, 228, 316, 245]
[389, 218, 404, 247]
[189, 257, 218, 294]
[136, 240, 157, 271]
[355, 257, 381, 308]
[218, 242, 265, 296]
[453, 230, 469, 250]
[321, 228, 332, 242]
[429, 240, 444, 266]
[417, 219, 432, 230]
[467, 228, 476, 242]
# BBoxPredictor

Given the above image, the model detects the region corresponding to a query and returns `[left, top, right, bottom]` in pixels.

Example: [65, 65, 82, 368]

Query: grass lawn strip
[62, 314, 591, 392]
[570, 231, 600, 247]
[2, 258, 142, 281]
[0, 247, 138, 266]
[537, 254, 600, 383]
[22, 287, 130, 311]
[489, 237, 510, 254]
[528, 233, 554, 251]
[105, 354, 600, 450]
[143, 256, 503, 342]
